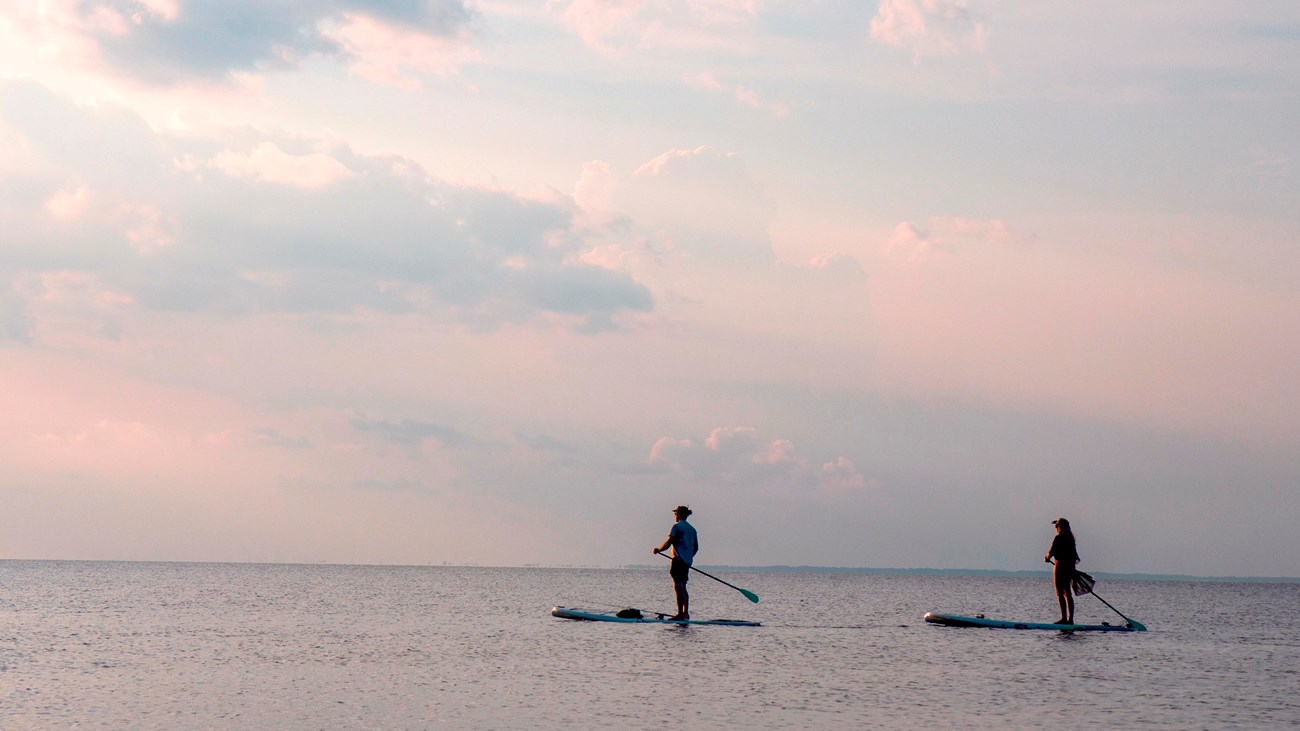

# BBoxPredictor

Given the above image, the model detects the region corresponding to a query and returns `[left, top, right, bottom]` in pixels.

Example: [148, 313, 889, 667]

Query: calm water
[1, 561, 1297, 729]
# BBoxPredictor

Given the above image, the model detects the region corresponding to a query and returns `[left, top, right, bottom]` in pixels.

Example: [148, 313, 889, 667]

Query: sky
[0, 0, 1296, 578]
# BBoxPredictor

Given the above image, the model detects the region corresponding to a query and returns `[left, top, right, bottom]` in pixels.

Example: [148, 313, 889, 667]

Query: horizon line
[623, 564, 1299, 583]
[1, 557, 1295, 583]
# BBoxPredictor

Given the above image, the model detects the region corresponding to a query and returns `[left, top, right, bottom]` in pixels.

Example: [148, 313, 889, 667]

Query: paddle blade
[740, 588, 760, 603]
[1071, 571, 1096, 596]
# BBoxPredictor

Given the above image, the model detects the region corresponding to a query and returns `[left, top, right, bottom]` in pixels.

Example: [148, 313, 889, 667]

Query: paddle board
[924, 611, 1144, 632]
[551, 606, 760, 626]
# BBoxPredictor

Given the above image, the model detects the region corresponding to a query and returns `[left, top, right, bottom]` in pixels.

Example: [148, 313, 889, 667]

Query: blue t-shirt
[669, 520, 698, 565]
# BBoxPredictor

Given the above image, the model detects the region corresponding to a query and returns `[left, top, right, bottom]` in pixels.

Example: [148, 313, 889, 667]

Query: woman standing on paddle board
[653, 505, 698, 621]
[1045, 518, 1080, 624]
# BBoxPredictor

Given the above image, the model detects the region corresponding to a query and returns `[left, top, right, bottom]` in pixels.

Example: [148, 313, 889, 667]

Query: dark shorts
[670, 558, 690, 584]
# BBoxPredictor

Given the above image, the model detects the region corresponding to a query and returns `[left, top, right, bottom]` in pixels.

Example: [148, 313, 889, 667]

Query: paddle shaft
[1053, 560, 1143, 629]
[1088, 589, 1142, 629]
[656, 551, 759, 603]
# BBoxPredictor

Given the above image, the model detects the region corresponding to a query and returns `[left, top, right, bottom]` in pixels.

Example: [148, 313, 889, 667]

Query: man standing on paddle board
[1045, 517, 1080, 624]
[654, 505, 698, 621]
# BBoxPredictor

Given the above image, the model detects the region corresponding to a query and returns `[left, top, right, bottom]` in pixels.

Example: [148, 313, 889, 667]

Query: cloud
[347, 416, 480, 465]
[0, 80, 653, 331]
[550, 0, 761, 54]
[807, 252, 867, 283]
[319, 11, 480, 88]
[869, 0, 989, 59]
[820, 456, 869, 492]
[647, 426, 870, 493]
[252, 428, 312, 450]
[548, 0, 649, 55]
[198, 142, 355, 189]
[634, 145, 742, 177]
[9, 0, 477, 86]
[684, 71, 793, 118]
[622, 146, 775, 265]
[685, 0, 762, 26]
[573, 160, 615, 214]
[352, 416, 470, 447]
[564, 149, 781, 277]
[885, 216, 1009, 262]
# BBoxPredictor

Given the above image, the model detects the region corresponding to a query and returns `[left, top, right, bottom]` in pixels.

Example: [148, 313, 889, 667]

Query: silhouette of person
[653, 505, 698, 620]
[1045, 517, 1080, 624]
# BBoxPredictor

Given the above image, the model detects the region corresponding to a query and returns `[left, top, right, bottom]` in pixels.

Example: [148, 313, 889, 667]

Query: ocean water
[1, 561, 1297, 729]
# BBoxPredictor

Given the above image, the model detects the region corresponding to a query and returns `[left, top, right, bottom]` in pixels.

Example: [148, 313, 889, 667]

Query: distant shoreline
[1, 558, 1294, 583]
[620, 564, 1299, 583]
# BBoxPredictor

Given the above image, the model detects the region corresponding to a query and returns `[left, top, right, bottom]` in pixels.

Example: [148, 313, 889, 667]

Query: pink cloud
[43, 186, 95, 220]
[807, 252, 867, 283]
[551, 0, 761, 54]
[42, 185, 177, 255]
[685, 71, 793, 118]
[635, 145, 735, 176]
[194, 142, 355, 189]
[735, 84, 760, 107]
[649, 436, 694, 464]
[885, 216, 1010, 262]
[125, 204, 175, 254]
[549, 0, 649, 55]
[820, 457, 870, 492]
[134, 0, 180, 23]
[0, 2, 101, 74]
[754, 438, 798, 465]
[0, 2, 477, 94]
[870, 0, 989, 59]
[648, 426, 871, 493]
[573, 160, 615, 213]
[321, 13, 479, 88]
[684, 0, 763, 26]
[685, 71, 724, 90]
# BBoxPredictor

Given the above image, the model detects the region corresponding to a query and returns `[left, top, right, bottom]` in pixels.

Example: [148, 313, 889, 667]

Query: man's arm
[654, 534, 673, 554]
[654, 525, 679, 554]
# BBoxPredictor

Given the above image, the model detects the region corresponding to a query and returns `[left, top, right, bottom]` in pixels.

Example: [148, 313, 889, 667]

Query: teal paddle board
[551, 606, 760, 626]
[924, 611, 1144, 632]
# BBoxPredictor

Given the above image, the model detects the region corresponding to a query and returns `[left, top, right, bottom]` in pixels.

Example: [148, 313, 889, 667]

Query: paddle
[1070, 571, 1096, 596]
[1060, 565, 1147, 631]
[655, 550, 760, 603]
